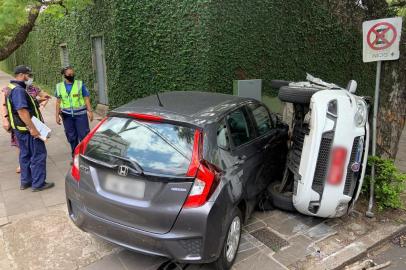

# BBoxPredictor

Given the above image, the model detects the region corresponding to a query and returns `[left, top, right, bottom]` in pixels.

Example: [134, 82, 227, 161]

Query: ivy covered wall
[2, 0, 376, 109]
[206, 0, 376, 97]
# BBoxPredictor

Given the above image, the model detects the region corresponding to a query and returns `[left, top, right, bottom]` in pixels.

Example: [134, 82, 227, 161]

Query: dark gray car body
[65, 91, 288, 263]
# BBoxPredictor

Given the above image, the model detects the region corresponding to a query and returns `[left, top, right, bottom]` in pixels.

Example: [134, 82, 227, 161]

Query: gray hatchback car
[65, 91, 288, 269]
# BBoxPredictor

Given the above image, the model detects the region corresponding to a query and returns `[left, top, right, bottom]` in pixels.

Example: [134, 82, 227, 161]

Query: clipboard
[31, 116, 51, 142]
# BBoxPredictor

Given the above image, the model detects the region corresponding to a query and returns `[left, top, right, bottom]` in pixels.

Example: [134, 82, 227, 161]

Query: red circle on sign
[367, 22, 397, 50]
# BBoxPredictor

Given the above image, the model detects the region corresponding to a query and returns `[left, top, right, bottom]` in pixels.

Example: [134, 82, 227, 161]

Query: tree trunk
[0, 6, 41, 61]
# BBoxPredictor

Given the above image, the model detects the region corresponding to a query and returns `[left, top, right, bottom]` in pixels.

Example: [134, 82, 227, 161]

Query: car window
[85, 117, 195, 176]
[249, 104, 273, 136]
[226, 108, 254, 147]
[217, 119, 230, 150]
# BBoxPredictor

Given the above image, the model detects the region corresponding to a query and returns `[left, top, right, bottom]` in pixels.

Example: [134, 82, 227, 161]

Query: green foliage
[387, 0, 406, 17]
[363, 156, 406, 211]
[0, 0, 92, 48]
[0, 0, 33, 45]
[1, 0, 376, 109]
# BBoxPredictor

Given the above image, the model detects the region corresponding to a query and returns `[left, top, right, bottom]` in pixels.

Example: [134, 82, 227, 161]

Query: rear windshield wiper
[105, 153, 144, 175]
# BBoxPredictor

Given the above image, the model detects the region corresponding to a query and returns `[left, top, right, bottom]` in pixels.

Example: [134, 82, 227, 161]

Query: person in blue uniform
[7, 65, 54, 191]
[55, 66, 93, 157]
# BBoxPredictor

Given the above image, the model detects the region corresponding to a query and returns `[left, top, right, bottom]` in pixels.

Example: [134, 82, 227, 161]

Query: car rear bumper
[65, 175, 225, 263]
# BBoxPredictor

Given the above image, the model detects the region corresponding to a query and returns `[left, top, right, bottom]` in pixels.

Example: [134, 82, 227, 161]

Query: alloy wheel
[225, 216, 241, 262]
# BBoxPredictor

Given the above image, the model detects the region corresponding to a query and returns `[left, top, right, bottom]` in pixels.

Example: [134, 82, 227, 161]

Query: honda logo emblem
[118, 165, 129, 177]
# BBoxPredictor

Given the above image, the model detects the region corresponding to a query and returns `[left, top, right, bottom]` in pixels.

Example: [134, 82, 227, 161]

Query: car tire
[271, 80, 291, 89]
[213, 208, 242, 270]
[278, 86, 320, 104]
[268, 182, 296, 212]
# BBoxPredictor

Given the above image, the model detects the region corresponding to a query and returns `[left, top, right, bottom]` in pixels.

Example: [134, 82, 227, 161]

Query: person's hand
[56, 114, 62, 125]
[30, 127, 40, 138]
[88, 110, 94, 122]
[2, 120, 10, 132]
[39, 99, 49, 109]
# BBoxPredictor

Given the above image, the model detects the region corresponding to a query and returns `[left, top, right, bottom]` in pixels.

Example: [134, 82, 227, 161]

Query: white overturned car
[268, 75, 369, 218]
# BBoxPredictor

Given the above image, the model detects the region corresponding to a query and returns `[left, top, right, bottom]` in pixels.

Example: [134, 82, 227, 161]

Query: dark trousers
[15, 131, 47, 188]
[62, 113, 90, 156]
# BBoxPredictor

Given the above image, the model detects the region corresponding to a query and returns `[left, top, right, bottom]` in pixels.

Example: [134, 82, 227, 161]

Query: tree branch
[0, 5, 41, 61]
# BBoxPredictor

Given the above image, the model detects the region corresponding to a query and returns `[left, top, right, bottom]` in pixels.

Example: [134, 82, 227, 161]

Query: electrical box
[233, 79, 262, 101]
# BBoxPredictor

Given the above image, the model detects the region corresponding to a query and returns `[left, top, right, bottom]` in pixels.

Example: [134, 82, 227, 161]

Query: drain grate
[250, 228, 289, 252]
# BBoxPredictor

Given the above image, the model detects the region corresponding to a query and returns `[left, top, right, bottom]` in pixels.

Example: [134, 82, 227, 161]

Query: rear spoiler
[108, 111, 201, 129]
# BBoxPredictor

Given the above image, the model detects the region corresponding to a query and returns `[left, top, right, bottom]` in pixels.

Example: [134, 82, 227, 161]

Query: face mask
[65, 75, 75, 82]
[26, 78, 34, 86]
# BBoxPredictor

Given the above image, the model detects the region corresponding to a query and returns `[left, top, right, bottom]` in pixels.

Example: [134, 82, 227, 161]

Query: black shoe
[20, 183, 31, 190]
[32, 182, 55, 192]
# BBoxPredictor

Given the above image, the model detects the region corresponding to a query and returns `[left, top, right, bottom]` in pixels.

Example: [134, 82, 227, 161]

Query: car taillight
[71, 117, 107, 182]
[127, 113, 163, 122]
[184, 130, 220, 208]
[327, 147, 347, 185]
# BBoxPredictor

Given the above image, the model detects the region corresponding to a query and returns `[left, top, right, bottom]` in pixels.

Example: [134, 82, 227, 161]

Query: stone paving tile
[48, 152, 72, 163]
[243, 220, 267, 233]
[40, 186, 66, 207]
[0, 173, 21, 191]
[279, 217, 311, 237]
[0, 216, 8, 226]
[2, 208, 120, 270]
[53, 160, 71, 175]
[252, 209, 289, 221]
[245, 216, 260, 225]
[45, 169, 66, 184]
[3, 188, 46, 216]
[233, 250, 287, 270]
[304, 222, 337, 241]
[0, 202, 6, 218]
[272, 235, 313, 267]
[294, 214, 324, 227]
[0, 162, 22, 174]
[234, 233, 264, 264]
[116, 250, 166, 270]
[7, 207, 49, 223]
[81, 254, 126, 270]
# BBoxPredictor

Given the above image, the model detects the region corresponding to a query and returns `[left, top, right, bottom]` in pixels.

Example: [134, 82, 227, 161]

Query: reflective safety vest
[6, 83, 42, 133]
[55, 80, 86, 112]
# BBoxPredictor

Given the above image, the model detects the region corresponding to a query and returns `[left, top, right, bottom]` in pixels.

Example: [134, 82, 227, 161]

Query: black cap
[14, 65, 32, 75]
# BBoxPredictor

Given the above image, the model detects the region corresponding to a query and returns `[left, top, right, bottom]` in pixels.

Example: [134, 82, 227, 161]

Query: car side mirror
[346, 80, 357, 94]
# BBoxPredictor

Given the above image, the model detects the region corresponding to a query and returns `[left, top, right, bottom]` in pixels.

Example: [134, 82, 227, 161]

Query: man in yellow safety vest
[7, 65, 54, 191]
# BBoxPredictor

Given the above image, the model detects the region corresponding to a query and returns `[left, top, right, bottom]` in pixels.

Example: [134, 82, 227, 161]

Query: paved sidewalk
[0, 70, 405, 270]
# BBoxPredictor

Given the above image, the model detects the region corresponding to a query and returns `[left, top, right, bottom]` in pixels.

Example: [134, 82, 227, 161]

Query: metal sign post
[362, 17, 402, 217]
[366, 60, 381, 218]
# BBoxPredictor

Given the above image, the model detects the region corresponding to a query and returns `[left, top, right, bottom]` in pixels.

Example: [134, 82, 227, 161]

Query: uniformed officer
[55, 66, 93, 157]
[7, 65, 54, 191]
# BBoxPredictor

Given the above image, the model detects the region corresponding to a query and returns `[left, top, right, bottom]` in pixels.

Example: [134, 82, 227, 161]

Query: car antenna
[156, 91, 163, 107]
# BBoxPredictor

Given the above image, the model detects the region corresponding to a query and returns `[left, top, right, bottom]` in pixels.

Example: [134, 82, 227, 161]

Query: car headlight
[354, 99, 367, 127]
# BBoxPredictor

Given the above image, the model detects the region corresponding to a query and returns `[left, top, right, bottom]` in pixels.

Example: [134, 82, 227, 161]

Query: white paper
[31, 116, 51, 142]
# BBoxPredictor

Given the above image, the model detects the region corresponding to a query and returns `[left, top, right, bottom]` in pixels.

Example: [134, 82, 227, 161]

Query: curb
[331, 224, 406, 270]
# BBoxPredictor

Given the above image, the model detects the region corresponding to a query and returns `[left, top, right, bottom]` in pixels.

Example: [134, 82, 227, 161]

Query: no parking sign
[363, 17, 402, 62]
[362, 17, 402, 217]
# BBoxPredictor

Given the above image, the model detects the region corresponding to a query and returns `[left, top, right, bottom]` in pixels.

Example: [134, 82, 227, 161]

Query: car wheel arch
[237, 199, 248, 224]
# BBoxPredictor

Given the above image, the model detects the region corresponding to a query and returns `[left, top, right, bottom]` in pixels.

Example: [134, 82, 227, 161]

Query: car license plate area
[103, 174, 145, 199]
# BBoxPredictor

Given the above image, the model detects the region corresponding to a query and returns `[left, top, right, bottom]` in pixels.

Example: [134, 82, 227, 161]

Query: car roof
[112, 91, 255, 127]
